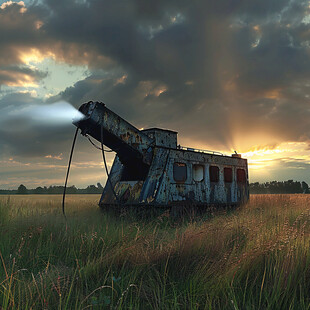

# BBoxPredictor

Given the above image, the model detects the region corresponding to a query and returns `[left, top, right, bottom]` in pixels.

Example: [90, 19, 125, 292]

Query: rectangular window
[174, 162, 187, 182]
[193, 164, 204, 182]
[224, 167, 233, 183]
[209, 166, 219, 182]
[237, 169, 246, 183]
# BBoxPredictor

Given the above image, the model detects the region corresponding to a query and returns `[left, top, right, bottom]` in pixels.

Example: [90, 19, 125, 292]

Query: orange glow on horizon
[241, 142, 310, 172]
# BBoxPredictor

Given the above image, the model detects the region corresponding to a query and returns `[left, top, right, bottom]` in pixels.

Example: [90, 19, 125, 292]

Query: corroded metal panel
[99, 156, 123, 204]
[114, 181, 144, 204]
[139, 147, 170, 204]
[142, 128, 177, 148]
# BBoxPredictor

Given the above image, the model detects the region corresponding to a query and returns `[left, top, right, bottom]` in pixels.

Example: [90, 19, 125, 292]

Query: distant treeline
[250, 180, 310, 194]
[1, 180, 309, 195]
[0, 183, 104, 195]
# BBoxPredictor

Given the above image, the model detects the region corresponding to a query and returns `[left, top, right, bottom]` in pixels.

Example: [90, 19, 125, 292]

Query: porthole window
[224, 167, 233, 183]
[193, 164, 204, 182]
[237, 169, 246, 183]
[173, 162, 187, 183]
[209, 166, 219, 182]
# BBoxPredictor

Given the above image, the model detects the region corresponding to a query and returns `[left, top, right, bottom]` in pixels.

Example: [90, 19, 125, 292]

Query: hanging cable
[62, 127, 79, 219]
[100, 123, 120, 205]
[86, 135, 114, 152]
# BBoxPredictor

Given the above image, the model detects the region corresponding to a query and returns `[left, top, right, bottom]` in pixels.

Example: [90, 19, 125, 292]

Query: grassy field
[0, 194, 310, 309]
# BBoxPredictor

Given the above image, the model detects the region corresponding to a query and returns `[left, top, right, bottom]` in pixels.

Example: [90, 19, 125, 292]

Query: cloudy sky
[0, 0, 310, 189]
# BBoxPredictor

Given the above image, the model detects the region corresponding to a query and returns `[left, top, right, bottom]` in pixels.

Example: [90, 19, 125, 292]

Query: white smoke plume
[4, 101, 85, 127]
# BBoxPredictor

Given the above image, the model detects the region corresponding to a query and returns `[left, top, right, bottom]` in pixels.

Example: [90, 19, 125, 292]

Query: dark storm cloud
[0, 1, 49, 86]
[0, 92, 77, 158]
[1, 0, 310, 160]
[0, 65, 47, 86]
[231, 23, 310, 94]
[41, 0, 310, 148]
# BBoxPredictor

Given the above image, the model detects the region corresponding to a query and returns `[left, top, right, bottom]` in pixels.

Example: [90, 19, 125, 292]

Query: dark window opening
[224, 167, 233, 183]
[237, 169, 246, 183]
[193, 164, 204, 182]
[120, 163, 149, 181]
[209, 166, 219, 182]
[174, 162, 187, 183]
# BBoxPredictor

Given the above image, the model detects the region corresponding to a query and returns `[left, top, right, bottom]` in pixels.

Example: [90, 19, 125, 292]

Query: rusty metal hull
[100, 147, 249, 208]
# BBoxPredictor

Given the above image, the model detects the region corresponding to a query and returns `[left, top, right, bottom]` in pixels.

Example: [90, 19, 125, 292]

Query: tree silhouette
[17, 184, 28, 194]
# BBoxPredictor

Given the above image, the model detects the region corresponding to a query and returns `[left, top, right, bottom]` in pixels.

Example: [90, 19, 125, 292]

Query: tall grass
[0, 194, 309, 309]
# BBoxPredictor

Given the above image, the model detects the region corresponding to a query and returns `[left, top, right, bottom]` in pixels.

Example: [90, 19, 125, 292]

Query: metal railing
[177, 145, 224, 156]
